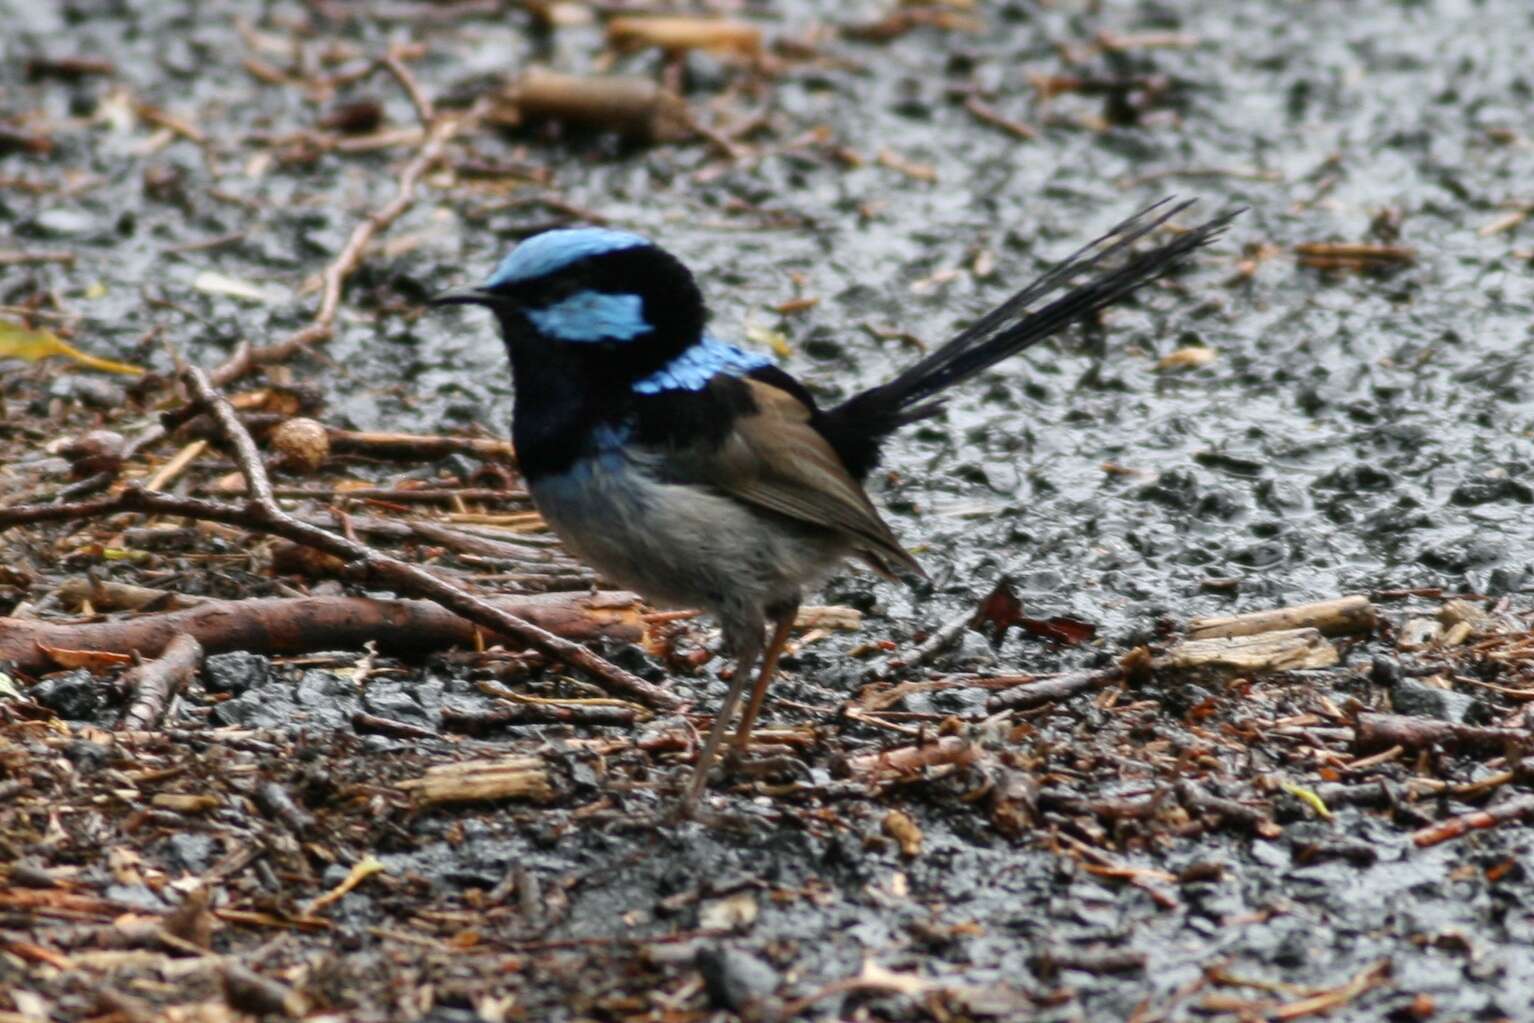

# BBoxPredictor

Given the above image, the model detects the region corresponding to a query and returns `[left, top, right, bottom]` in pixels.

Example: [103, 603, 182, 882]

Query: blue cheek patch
[632, 336, 775, 394]
[527, 291, 650, 342]
[486, 228, 650, 287]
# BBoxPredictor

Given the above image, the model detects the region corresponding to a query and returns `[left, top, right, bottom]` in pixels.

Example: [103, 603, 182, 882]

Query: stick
[118, 634, 204, 731]
[841, 735, 977, 778]
[1412, 795, 1534, 848]
[0, 592, 643, 675]
[0, 371, 677, 710]
[1175, 781, 1280, 838]
[181, 367, 674, 707]
[1157, 628, 1339, 673]
[1354, 712, 1529, 754]
[209, 97, 467, 386]
[1186, 595, 1376, 640]
[986, 666, 1123, 712]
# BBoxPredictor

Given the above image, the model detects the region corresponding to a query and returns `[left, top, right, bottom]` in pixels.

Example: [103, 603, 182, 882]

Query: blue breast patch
[486, 228, 650, 287]
[527, 291, 650, 342]
[632, 336, 774, 395]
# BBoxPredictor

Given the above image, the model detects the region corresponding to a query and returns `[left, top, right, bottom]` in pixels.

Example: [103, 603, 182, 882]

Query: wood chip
[397, 756, 552, 805]
[1159, 628, 1339, 673]
[1187, 596, 1376, 639]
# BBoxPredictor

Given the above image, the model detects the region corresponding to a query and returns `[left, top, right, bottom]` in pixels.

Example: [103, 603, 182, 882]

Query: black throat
[497, 314, 637, 481]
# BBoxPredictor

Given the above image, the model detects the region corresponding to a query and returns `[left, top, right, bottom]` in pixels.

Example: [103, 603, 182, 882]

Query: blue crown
[485, 228, 650, 288]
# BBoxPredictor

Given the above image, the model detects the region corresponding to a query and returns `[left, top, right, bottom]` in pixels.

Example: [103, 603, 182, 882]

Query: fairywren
[432, 199, 1236, 809]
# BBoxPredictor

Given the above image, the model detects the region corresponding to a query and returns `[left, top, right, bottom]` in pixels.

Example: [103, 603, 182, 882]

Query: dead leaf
[971, 580, 1097, 647]
[1017, 615, 1097, 646]
[972, 578, 1024, 646]
[37, 643, 134, 671]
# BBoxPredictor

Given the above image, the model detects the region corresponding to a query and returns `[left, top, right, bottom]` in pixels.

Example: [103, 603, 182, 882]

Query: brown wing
[703, 377, 924, 580]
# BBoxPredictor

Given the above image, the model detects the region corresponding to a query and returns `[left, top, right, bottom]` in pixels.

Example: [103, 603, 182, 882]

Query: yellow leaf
[1280, 781, 1333, 819]
[303, 855, 386, 916]
[745, 322, 792, 359]
[0, 319, 144, 376]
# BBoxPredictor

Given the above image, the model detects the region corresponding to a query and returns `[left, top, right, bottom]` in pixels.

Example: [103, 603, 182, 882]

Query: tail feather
[821, 198, 1240, 477]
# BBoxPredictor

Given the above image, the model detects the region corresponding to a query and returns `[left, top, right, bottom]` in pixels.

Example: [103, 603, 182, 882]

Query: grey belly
[529, 451, 847, 640]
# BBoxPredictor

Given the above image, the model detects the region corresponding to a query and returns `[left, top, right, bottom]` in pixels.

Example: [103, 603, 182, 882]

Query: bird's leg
[682, 631, 762, 810]
[730, 608, 796, 758]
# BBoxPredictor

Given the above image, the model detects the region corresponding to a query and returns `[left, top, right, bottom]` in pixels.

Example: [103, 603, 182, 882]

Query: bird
[431, 198, 1237, 810]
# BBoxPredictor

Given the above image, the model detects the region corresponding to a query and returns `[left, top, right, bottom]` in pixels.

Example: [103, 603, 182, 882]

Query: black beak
[429, 287, 497, 308]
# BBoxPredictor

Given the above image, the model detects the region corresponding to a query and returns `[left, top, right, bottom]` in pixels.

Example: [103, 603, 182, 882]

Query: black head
[431, 227, 708, 387]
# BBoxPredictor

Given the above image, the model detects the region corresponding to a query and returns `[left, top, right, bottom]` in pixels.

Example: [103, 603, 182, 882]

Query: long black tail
[821, 198, 1240, 478]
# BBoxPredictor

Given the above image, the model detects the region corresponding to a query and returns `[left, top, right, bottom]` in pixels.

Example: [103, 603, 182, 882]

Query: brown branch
[0, 592, 645, 675]
[0, 369, 677, 709]
[1175, 781, 1280, 838]
[0, 250, 77, 267]
[268, 486, 528, 504]
[351, 711, 439, 741]
[119, 634, 204, 731]
[506, 68, 693, 144]
[381, 50, 434, 126]
[1187, 595, 1376, 640]
[441, 702, 640, 732]
[1412, 795, 1534, 848]
[0, 493, 125, 528]
[324, 428, 515, 461]
[181, 366, 675, 709]
[985, 666, 1123, 712]
[1354, 712, 1530, 754]
[253, 781, 318, 837]
[840, 735, 978, 779]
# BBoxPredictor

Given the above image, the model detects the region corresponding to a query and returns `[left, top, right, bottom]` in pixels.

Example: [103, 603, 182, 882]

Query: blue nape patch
[632, 336, 774, 394]
[486, 228, 650, 287]
[527, 291, 649, 342]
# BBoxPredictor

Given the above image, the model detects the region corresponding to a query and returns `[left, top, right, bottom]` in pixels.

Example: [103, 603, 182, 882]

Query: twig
[118, 634, 204, 731]
[1412, 794, 1534, 848]
[0, 591, 643, 674]
[441, 702, 639, 731]
[1354, 712, 1529, 754]
[963, 96, 1036, 140]
[985, 666, 1123, 712]
[1176, 781, 1280, 838]
[209, 109, 466, 387]
[1270, 960, 1391, 1020]
[1187, 595, 1376, 639]
[352, 710, 439, 740]
[381, 51, 434, 126]
[0, 368, 678, 710]
[253, 781, 318, 838]
[0, 250, 77, 266]
[841, 735, 977, 778]
[324, 428, 516, 461]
